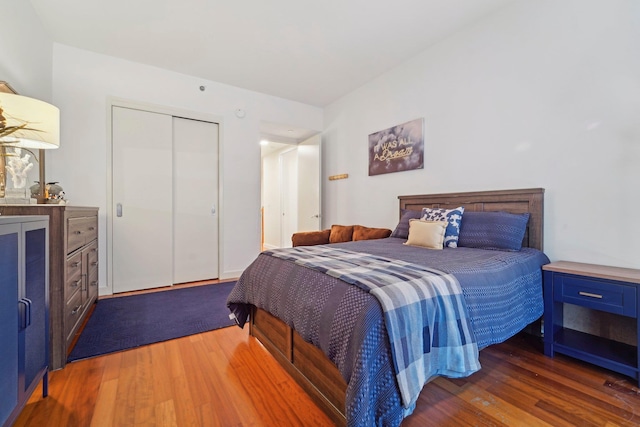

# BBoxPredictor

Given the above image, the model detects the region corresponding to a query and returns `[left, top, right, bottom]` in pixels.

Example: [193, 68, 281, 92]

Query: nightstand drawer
[555, 275, 636, 317]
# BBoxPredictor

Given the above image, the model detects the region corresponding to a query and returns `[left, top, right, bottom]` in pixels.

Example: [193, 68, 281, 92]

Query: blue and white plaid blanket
[265, 245, 481, 408]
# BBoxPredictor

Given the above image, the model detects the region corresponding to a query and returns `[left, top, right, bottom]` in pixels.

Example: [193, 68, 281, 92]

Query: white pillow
[404, 220, 447, 250]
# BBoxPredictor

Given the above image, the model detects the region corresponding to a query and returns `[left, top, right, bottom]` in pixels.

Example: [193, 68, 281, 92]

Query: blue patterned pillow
[458, 211, 530, 251]
[420, 206, 465, 248]
[390, 209, 422, 239]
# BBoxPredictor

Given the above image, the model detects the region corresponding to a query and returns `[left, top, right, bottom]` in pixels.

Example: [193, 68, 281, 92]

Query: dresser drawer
[65, 272, 82, 301]
[84, 216, 98, 242]
[65, 251, 82, 296]
[65, 289, 84, 343]
[88, 262, 99, 304]
[67, 216, 98, 254]
[86, 241, 99, 272]
[554, 275, 637, 316]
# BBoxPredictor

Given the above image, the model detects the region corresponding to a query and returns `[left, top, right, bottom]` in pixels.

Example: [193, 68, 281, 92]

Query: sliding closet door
[112, 106, 173, 293]
[173, 117, 219, 283]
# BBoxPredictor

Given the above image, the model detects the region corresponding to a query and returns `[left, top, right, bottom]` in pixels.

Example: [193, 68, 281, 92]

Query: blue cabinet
[543, 261, 640, 386]
[0, 216, 49, 427]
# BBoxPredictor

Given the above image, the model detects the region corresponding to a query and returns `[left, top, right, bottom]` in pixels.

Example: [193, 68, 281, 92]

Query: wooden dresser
[0, 205, 99, 370]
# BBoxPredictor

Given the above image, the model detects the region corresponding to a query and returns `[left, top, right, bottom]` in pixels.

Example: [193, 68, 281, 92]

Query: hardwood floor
[15, 327, 640, 426]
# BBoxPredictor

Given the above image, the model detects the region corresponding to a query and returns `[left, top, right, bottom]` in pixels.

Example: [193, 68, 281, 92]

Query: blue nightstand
[543, 261, 640, 386]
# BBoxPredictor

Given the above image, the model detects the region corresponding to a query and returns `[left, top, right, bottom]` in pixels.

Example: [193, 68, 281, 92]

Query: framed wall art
[368, 118, 424, 176]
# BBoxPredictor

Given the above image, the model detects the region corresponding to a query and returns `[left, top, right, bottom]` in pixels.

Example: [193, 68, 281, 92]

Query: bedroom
[1, 0, 639, 426]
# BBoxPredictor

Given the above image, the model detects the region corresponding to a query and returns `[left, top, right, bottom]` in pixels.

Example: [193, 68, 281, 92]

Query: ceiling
[30, 0, 515, 108]
[260, 120, 318, 143]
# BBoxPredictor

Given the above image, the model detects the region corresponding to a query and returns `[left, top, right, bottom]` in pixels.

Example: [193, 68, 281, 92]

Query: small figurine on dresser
[5, 148, 33, 189]
[0, 147, 37, 204]
[30, 181, 67, 204]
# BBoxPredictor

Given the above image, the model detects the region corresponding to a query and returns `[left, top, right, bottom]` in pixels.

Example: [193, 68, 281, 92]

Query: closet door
[112, 106, 173, 293]
[173, 117, 219, 283]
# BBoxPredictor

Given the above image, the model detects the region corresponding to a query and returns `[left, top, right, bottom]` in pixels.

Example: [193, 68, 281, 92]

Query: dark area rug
[68, 281, 237, 362]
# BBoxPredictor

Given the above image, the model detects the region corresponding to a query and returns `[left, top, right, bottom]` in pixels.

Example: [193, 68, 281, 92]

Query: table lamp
[0, 92, 60, 203]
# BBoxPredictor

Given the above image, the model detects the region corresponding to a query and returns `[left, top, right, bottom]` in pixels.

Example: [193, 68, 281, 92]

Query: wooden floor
[15, 326, 640, 426]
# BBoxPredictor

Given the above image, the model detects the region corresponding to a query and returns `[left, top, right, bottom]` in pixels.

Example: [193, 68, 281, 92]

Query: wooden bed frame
[249, 188, 545, 426]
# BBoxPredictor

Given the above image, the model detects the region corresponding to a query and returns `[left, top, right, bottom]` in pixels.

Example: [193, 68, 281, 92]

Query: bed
[227, 188, 549, 426]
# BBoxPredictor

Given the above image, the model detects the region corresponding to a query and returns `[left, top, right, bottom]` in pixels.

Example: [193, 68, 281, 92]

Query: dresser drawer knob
[74, 230, 82, 235]
[88, 227, 96, 231]
[71, 279, 81, 288]
[71, 305, 82, 315]
[71, 261, 80, 268]
[91, 261, 99, 267]
[91, 281, 98, 287]
[579, 291, 603, 299]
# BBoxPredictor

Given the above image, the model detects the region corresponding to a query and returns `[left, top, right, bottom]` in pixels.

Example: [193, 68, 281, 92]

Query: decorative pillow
[353, 225, 392, 241]
[420, 206, 465, 248]
[458, 211, 530, 251]
[390, 209, 422, 239]
[329, 224, 354, 243]
[291, 229, 331, 247]
[404, 220, 447, 250]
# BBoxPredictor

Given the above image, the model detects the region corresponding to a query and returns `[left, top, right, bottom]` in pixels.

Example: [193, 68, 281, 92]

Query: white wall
[3, 0, 638, 273]
[0, 0, 52, 100]
[49, 44, 323, 287]
[0, 0, 53, 192]
[323, 0, 640, 269]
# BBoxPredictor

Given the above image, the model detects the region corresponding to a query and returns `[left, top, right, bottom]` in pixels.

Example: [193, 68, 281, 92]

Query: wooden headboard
[398, 188, 544, 251]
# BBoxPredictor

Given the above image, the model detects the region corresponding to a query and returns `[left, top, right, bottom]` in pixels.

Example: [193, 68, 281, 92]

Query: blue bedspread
[227, 237, 549, 426]
[265, 245, 480, 409]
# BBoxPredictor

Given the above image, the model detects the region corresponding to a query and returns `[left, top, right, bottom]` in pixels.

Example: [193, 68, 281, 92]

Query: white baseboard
[220, 270, 244, 281]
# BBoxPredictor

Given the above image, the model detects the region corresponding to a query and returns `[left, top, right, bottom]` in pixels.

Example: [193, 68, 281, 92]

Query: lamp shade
[0, 92, 60, 149]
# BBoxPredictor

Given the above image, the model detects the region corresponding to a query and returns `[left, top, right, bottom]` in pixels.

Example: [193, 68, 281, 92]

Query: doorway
[260, 130, 321, 250]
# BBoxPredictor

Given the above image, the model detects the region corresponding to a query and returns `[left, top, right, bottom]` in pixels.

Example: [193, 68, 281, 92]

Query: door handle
[18, 299, 27, 330]
[211, 205, 216, 215]
[24, 298, 32, 328]
[18, 298, 32, 329]
[116, 203, 123, 217]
